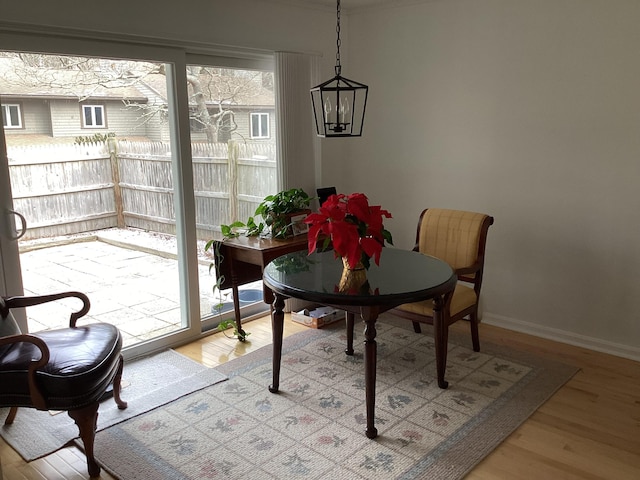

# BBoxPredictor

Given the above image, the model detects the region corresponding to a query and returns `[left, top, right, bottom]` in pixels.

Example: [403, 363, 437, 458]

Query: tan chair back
[415, 209, 490, 272]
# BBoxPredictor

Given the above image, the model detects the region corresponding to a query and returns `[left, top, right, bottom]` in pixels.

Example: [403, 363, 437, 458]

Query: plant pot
[270, 209, 311, 239]
[338, 257, 370, 294]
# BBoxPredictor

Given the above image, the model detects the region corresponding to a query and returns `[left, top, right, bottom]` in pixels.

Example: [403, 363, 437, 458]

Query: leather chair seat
[0, 323, 122, 411]
[1, 292, 127, 477]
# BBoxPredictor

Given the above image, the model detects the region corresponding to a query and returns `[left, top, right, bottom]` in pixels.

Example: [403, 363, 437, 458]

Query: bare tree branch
[1, 53, 274, 143]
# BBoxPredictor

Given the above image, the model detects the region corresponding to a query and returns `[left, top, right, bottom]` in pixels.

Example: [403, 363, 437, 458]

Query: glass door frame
[185, 53, 276, 333]
[0, 29, 202, 359]
[0, 116, 28, 330]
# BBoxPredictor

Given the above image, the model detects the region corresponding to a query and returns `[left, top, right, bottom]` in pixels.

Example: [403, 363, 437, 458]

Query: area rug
[0, 349, 227, 461]
[93, 314, 578, 479]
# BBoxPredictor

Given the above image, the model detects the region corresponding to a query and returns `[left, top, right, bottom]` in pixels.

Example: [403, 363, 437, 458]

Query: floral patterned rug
[1, 350, 227, 461]
[93, 314, 578, 479]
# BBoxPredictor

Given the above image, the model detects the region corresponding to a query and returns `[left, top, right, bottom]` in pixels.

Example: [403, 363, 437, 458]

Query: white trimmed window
[250, 112, 269, 139]
[2, 104, 22, 129]
[82, 104, 105, 128]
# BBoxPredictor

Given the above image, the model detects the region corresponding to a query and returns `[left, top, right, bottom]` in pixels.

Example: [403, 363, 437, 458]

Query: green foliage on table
[220, 188, 312, 239]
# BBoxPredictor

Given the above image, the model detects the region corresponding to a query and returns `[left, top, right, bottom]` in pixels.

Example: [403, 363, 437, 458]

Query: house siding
[104, 101, 155, 139]
[144, 113, 165, 142]
[187, 107, 276, 143]
[50, 100, 81, 137]
[4, 98, 275, 143]
[4, 99, 51, 135]
[46, 99, 151, 138]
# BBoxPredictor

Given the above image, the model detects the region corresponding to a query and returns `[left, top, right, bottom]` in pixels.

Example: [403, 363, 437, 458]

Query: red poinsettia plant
[305, 193, 393, 269]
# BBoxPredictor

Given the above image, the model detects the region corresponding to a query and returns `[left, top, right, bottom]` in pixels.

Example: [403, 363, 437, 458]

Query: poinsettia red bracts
[305, 193, 393, 269]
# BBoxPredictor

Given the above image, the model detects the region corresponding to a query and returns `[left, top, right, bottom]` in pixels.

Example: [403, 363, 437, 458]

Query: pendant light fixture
[311, 0, 368, 137]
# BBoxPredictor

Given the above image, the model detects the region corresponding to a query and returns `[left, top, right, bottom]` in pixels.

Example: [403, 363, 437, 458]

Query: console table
[263, 248, 457, 439]
[214, 235, 309, 335]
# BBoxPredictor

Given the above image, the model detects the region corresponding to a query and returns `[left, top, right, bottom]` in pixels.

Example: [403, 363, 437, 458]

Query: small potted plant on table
[254, 188, 312, 239]
[219, 187, 313, 239]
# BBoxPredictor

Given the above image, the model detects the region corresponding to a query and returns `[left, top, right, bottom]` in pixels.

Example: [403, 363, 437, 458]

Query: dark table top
[263, 248, 456, 308]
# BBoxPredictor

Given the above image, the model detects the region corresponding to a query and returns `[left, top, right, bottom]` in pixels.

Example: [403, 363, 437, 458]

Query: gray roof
[0, 57, 274, 107]
[0, 57, 148, 102]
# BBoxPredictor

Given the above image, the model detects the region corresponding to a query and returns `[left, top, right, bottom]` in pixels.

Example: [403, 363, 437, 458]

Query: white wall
[337, 0, 640, 358]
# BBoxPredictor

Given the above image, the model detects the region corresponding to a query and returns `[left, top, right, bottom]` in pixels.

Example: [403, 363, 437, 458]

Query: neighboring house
[0, 56, 276, 143]
[144, 71, 277, 144]
[1, 88, 152, 140]
[0, 57, 152, 141]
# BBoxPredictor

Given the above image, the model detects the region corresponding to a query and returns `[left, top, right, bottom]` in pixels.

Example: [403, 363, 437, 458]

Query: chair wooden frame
[0, 292, 127, 478]
[391, 208, 494, 385]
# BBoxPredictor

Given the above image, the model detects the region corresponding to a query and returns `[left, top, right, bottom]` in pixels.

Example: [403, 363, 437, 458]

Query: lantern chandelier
[310, 0, 369, 137]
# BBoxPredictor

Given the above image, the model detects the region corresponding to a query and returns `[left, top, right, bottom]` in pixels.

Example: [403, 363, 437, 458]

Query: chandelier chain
[335, 0, 342, 75]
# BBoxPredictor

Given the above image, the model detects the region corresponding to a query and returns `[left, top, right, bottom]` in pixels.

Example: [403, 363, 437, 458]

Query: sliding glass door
[185, 56, 277, 331]
[0, 32, 278, 357]
[0, 49, 198, 358]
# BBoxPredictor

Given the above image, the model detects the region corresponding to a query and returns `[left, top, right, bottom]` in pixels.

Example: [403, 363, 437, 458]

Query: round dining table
[263, 247, 457, 439]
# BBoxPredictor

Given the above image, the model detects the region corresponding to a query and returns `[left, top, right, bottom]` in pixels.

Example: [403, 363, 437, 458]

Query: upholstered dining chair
[392, 208, 494, 354]
[0, 291, 127, 478]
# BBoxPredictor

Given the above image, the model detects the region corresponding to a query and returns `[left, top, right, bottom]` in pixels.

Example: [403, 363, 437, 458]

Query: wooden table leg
[433, 294, 449, 389]
[231, 282, 246, 340]
[345, 311, 355, 355]
[269, 293, 286, 393]
[363, 310, 378, 439]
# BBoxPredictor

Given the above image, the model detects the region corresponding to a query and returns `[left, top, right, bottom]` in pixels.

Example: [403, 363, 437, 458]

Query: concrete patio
[18, 228, 264, 347]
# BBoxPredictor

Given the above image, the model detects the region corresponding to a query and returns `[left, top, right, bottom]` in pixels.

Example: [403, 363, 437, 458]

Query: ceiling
[300, 0, 394, 6]
[284, 0, 419, 13]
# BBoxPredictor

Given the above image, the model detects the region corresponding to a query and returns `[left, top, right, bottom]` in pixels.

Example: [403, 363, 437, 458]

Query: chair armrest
[413, 248, 480, 281]
[3, 292, 90, 328]
[456, 264, 480, 277]
[0, 334, 50, 409]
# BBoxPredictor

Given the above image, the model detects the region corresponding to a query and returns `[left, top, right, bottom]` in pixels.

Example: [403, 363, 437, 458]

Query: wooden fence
[7, 140, 277, 241]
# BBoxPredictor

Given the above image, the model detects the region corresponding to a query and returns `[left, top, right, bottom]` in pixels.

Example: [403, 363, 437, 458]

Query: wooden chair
[392, 208, 494, 383]
[0, 292, 127, 478]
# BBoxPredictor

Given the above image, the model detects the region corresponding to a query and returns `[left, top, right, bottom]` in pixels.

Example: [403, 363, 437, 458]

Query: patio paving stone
[17, 230, 264, 347]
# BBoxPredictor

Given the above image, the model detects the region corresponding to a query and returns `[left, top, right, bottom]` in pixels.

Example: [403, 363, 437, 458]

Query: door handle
[7, 209, 27, 240]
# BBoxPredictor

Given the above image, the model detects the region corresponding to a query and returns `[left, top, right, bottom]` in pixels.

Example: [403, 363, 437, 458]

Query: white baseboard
[482, 313, 640, 362]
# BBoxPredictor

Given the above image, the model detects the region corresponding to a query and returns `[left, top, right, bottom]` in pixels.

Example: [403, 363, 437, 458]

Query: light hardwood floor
[1, 315, 639, 479]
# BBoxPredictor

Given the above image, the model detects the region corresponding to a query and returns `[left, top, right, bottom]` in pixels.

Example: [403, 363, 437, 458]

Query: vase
[338, 257, 370, 294]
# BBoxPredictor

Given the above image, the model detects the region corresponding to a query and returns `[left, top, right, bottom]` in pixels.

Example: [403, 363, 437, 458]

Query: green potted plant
[254, 188, 312, 239]
[219, 188, 313, 240]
